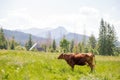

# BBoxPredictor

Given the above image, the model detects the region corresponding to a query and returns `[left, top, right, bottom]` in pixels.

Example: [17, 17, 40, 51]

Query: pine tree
[10, 36, 15, 50]
[28, 34, 33, 48]
[98, 19, 116, 55]
[52, 39, 56, 52]
[106, 24, 116, 55]
[0, 28, 7, 49]
[98, 19, 107, 55]
[78, 42, 83, 53]
[88, 34, 96, 49]
[25, 34, 33, 50]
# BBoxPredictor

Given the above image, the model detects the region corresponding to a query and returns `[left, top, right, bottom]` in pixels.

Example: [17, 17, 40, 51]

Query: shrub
[15, 46, 26, 50]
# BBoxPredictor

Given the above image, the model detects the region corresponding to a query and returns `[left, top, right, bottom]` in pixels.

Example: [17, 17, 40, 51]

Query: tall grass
[0, 50, 120, 80]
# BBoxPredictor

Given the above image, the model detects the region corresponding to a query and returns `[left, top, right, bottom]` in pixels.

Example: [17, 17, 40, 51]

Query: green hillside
[0, 50, 120, 80]
[4, 29, 45, 45]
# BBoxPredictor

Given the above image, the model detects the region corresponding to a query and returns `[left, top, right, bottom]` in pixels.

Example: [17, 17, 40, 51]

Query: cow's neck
[64, 55, 71, 61]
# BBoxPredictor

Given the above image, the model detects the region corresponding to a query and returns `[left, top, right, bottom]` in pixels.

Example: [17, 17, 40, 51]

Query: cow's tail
[93, 54, 96, 65]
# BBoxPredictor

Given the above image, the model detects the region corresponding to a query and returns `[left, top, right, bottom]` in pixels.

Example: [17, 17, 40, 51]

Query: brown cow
[58, 53, 95, 72]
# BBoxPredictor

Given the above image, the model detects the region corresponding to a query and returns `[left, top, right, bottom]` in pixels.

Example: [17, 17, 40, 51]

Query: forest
[0, 19, 120, 56]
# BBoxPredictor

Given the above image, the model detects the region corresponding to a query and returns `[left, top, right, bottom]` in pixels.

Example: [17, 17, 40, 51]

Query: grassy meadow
[0, 50, 120, 80]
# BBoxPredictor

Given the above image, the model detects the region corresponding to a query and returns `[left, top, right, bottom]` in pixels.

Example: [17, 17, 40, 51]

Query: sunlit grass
[0, 50, 120, 80]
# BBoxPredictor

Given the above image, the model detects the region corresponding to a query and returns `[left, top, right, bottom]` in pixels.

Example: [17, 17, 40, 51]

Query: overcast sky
[0, 0, 120, 40]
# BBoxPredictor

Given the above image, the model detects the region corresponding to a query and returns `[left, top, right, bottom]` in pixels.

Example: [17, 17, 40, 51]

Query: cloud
[0, 6, 120, 41]
[0, 8, 33, 29]
[79, 6, 99, 16]
[0, 7, 101, 37]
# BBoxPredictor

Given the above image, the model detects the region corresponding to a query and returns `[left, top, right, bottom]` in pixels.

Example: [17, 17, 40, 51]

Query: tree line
[0, 19, 120, 56]
[0, 28, 20, 50]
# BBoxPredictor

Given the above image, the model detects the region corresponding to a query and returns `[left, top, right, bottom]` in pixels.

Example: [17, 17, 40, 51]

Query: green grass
[0, 50, 120, 80]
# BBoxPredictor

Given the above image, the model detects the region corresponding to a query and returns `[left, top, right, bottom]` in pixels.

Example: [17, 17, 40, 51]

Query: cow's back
[72, 54, 87, 66]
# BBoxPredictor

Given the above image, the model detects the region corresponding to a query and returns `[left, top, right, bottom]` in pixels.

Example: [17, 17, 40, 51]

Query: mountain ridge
[20, 26, 68, 39]
[1, 26, 91, 46]
[4, 29, 46, 45]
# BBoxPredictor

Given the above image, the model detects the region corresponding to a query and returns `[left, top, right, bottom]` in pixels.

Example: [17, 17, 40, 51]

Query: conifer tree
[0, 28, 7, 49]
[98, 19, 116, 55]
[10, 36, 15, 50]
[25, 34, 33, 50]
[52, 39, 56, 52]
[88, 34, 96, 49]
[78, 42, 83, 53]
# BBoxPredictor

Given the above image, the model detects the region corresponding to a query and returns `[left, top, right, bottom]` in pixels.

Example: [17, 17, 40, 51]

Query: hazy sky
[0, 0, 120, 40]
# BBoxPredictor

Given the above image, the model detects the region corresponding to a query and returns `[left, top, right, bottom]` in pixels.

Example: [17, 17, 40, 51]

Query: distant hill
[66, 33, 89, 41]
[56, 32, 89, 45]
[4, 29, 46, 45]
[2, 26, 120, 47]
[18, 26, 90, 45]
[3, 26, 90, 46]
[21, 26, 68, 39]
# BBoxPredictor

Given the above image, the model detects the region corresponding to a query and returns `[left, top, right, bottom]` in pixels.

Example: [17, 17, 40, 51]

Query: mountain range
[21, 26, 68, 39]
[4, 29, 45, 45]
[20, 26, 89, 44]
[3, 26, 89, 46]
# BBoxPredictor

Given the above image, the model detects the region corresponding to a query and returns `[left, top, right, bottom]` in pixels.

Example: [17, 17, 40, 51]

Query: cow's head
[58, 53, 64, 59]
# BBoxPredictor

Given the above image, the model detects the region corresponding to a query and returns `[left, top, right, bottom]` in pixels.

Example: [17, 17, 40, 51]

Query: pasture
[0, 50, 120, 80]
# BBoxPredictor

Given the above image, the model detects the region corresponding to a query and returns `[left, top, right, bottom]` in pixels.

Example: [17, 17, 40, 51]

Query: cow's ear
[62, 53, 65, 58]
[61, 53, 65, 56]
[61, 53, 64, 55]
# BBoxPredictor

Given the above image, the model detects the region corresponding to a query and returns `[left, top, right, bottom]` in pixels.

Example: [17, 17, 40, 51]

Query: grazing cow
[58, 53, 95, 72]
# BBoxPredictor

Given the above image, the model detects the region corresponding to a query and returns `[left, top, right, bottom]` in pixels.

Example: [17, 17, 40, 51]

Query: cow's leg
[67, 60, 75, 71]
[88, 63, 95, 73]
[68, 63, 74, 71]
[71, 65, 74, 71]
[69, 64, 74, 71]
[89, 64, 95, 73]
